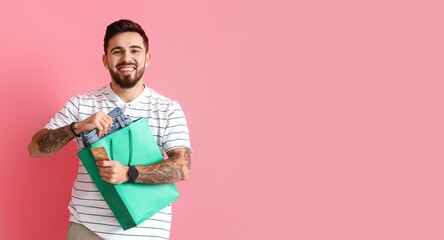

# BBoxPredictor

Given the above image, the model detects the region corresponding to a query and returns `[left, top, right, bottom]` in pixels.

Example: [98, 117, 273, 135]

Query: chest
[77, 99, 170, 150]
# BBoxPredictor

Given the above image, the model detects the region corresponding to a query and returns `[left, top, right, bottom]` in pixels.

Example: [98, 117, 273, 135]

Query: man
[28, 19, 192, 240]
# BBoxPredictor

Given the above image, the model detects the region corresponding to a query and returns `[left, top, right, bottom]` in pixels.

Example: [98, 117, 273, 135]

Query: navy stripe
[165, 146, 192, 152]
[61, 119, 69, 126]
[78, 103, 117, 109]
[77, 98, 119, 103]
[155, 211, 172, 216]
[76, 180, 94, 184]
[68, 99, 80, 110]
[56, 110, 69, 120]
[69, 213, 78, 221]
[129, 116, 168, 121]
[78, 109, 170, 117]
[76, 211, 172, 224]
[168, 109, 183, 117]
[169, 108, 183, 112]
[144, 95, 169, 101]
[63, 106, 79, 121]
[143, 218, 171, 224]
[73, 219, 171, 232]
[95, 86, 107, 92]
[72, 219, 121, 228]
[73, 186, 99, 193]
[138, 101, 170, 106]
[78, 111, 92, 116]
[147, 117, 168, 121]
[77, 92, 110, 99]
[141, 116, 184, 123]
[163, 138, 190, 144]
[163, 131, 189, 136]
[71, 218, 171, 232]
[73, 203, 111, 211]
[129, 108, 170, 113]
[76, 211, 115, 218]
[72, 195, 106, 202]
[165, 124, 188, 128]
[127, 105, 169, 111]
[167, 116, 186, 121]
[95, 231, 169, 239]
[148, 124, 187, 129]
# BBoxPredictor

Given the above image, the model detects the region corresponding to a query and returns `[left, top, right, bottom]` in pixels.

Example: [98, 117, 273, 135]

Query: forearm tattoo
[36, 126, 76, 154]
[137, 148, 192, 184]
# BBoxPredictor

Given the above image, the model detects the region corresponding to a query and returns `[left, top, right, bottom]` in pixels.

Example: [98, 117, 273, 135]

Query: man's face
[103, 32, 150, 89]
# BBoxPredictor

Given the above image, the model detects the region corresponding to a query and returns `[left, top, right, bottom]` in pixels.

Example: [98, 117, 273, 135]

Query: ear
[102, 54, 109, 69]
[145, 53, 152, 67]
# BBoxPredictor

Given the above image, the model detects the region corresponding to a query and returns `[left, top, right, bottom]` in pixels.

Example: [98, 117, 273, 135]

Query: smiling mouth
[116, 65, 136, 75]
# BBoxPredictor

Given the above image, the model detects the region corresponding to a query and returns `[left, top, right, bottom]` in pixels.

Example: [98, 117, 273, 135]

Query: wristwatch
[127, 166, 139, 183]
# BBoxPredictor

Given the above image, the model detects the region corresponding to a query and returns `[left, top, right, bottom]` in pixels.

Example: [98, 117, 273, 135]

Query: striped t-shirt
[45, 84, 192, 240]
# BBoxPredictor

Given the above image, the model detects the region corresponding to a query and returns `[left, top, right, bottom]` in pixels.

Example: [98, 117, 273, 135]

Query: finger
[100, 118, 111, 135]
[98, 167, 109, 175]
[99, 171, 108, 179]
[102, 115, 114, 133]
[98, 166, 119, 178]
[98, 162, 113, 170]
[99, 166, 113, 174]
[101, 175, 111, 183]
[97, 160, 112, 167]
[100, 169, 118, 179]
[96, 122, 105, 137]
[105, 115, 113, 128]
[104, 177, 116, 184]
[96, 160, 105, 167]
[100, 171, 119, 184]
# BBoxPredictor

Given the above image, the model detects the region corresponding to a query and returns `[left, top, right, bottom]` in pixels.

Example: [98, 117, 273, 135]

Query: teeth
[120, 68, 134, 71]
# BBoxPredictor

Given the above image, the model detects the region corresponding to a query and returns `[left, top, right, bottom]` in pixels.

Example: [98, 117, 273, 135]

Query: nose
[122, 51, 132, 62]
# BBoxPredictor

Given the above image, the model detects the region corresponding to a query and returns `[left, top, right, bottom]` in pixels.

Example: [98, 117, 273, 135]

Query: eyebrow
[130, 45, 143, 50]
[110, 46, 123, 52]
[110, 45, 143, 53]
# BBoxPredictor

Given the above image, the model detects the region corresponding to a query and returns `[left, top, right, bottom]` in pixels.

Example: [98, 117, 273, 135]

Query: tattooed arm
[28, 112, 113, 158]
[97, 147, 192, 184]
[28, 126, 78, 158]
[135, 147, 192, 184]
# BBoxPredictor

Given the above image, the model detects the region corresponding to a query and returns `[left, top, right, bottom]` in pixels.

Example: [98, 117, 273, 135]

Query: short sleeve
[162, 101, 192, 152]
[44, 95, 80, 130]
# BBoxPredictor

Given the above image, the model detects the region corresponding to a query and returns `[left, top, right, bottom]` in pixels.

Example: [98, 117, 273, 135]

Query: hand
[96, 160, 129, 184]
[77, 111, 113, 137]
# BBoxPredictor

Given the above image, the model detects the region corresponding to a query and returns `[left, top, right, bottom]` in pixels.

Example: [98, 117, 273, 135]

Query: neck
[110, 81, 145, 103]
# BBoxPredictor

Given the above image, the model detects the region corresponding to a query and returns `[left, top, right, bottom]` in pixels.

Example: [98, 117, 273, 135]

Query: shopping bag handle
[109, 129, 134, 165]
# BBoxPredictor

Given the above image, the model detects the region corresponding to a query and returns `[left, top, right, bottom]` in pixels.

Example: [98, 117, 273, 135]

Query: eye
[112, 50, 121, 55]
[132, 49, 141, 54]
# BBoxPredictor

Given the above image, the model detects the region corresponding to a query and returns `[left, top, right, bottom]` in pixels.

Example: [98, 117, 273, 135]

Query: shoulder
[144, 87, 178, 106]
[72, 85, 109, 103]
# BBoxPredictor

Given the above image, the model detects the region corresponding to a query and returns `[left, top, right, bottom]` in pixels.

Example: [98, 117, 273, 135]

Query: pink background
[1, 0, 444, 239]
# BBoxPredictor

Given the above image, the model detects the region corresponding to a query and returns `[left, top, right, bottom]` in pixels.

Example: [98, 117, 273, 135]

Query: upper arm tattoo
[36, 126, 76, 154]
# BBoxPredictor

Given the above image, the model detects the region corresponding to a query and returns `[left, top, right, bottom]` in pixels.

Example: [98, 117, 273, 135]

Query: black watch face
[129, 166, 139, 181]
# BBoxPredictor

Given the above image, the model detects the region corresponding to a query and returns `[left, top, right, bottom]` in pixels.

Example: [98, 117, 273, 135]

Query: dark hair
[103, 19, 149, 53]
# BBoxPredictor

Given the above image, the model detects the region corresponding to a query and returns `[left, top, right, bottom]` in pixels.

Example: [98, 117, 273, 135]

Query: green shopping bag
[77, 118, 180, 230]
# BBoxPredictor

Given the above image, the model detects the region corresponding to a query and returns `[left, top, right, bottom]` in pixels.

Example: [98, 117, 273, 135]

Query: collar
[104, 83, 152, 106]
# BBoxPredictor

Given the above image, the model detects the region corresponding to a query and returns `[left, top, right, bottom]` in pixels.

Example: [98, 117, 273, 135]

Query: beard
[109, 64, 146, 89]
